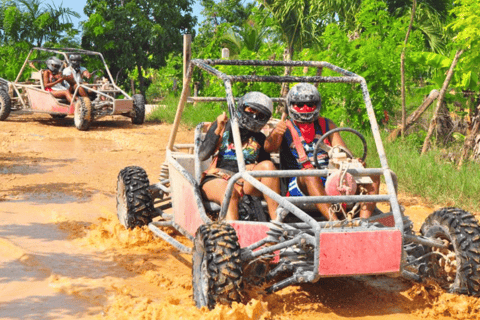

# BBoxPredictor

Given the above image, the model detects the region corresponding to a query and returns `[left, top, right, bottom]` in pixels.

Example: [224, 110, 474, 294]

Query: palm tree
[217, 20, 267, 57]
[386, 0, 452, 53]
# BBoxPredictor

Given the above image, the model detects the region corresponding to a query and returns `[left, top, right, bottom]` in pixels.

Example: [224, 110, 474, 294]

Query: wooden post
[221, 48, 230, 59]
[130, 78, 135, 95]
[421, 49, 464, 155]
[193, 82, 199, 106]
[183, 34, 192, 94]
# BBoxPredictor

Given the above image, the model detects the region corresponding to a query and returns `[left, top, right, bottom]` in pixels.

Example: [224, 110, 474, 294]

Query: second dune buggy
[0, 47, 145, 130]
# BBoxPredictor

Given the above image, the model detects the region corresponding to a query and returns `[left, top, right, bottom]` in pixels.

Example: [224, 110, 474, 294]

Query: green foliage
[145, 53, 183, 101]
[290, 0, 425, 129]
[0, 0, 80, 47]
[147, 93, 227, 127]
[82, 0, 196, 96]
[0, 42, 31, 80]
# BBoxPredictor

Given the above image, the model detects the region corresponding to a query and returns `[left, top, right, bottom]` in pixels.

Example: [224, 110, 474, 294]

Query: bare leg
[243, 160, 280, 220]
[297, 175, 338, 220]
[359, 175, 380, 219]
[201, 178, 241, 220]
[51, 90, 73, 104]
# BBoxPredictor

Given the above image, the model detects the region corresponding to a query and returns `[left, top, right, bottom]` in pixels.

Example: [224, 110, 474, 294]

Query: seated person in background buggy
[43, 56, 73, 103]
[62, 54, 92, 98]
[199, 92, 281, 221]
[265, 83, 380, 221]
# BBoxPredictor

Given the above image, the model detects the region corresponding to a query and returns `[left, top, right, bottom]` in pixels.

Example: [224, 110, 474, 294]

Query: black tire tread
[131, 94, 145, 125]
[193, 222, 243, 309]
[117, 166, 154, 229]
[420, 207, 480, 296]
[74, 97, 93, 131]
[0, 89, 11, 121]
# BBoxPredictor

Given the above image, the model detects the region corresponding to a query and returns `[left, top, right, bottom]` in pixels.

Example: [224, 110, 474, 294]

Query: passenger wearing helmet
[265, 83, 379, 220]
[199, 92, 280, 221]
[62, 54, 91, 97]
[43, 56, 73, 103]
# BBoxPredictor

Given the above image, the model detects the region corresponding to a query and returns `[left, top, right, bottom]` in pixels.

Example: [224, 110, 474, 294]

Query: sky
[50, 0, 204, 31]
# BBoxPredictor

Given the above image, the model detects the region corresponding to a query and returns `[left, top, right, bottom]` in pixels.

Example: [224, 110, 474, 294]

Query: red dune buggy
[116, 59, 480, 309]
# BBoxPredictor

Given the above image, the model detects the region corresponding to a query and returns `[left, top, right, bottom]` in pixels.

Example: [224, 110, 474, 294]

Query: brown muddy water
[1, 114, 479, 319]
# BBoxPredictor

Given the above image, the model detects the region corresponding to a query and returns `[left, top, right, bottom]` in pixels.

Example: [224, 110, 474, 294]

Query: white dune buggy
[116, 58, 480, 309]
[0, 47, 145, 130]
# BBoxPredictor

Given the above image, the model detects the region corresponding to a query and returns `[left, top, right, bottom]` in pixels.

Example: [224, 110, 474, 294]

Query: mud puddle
[1, 114, 480, 319]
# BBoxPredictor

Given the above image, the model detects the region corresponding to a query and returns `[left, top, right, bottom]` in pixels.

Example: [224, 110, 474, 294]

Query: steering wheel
[313, 127, 368, 168]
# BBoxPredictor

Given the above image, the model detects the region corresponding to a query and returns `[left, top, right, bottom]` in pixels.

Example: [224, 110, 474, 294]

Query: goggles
[293, 102, 316, 112]
[244, 104, 269, 122]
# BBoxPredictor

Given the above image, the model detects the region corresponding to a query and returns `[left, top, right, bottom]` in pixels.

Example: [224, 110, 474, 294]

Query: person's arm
[265, 120, 287, 153]
[81, 68, 91, 80]
[327, 120, 348, 150]
[198, 112, 228, 161]
[43, 71, 65, 89]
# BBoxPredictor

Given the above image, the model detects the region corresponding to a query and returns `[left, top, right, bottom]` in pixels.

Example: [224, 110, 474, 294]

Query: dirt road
[1, 114, 479, 319]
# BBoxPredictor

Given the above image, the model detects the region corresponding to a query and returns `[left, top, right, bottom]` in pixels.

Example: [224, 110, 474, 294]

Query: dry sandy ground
[1, 113, 480, 320]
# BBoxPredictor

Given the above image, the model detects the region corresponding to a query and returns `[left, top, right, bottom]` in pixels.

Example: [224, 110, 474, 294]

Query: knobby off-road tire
[116, 166, 154, 229]
[0, 89, 11, 121]
[192, 222, 243, 309]
[131, 94, 145, 125]
[74, 97, 93, 131]
[421, 207, 480, 296]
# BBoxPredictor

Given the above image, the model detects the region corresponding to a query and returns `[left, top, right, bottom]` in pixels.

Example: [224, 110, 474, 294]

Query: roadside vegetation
[1, 0, 479, 211]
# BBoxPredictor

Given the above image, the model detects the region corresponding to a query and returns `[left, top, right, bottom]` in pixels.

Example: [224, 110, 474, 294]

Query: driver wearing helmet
[62, 54, 91, 97]
[265, 83, 379, 220]
[199, 92, 280, 221]
[43, 56, 73, 103]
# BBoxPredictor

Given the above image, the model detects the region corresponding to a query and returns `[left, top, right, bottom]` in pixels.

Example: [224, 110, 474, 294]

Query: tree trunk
[278, 47, 293, 114]
[388, 89, 439, 142]
[436, 101, 454, 141]
[401, 0, 416, 138]
[459, 104, 480, 166]
[280, 47, 292, 98]
[137, 64, 145, 97]
[421, 49, 464, 155]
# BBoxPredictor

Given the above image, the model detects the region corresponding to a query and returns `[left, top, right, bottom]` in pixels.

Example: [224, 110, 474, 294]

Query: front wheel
[0, 89, 11, 121]
[74, 97, 93, 131]
[116, 166, 154, 229]
[192, 222, 243, 309]
[131, 94, 145, 125]
[420, 207, 480, 296]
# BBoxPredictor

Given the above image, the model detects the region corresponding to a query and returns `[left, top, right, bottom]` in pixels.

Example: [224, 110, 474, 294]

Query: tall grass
[147, 96, 480, 214]
[147, 94, 227, 127]
[343, 130, 480, 213]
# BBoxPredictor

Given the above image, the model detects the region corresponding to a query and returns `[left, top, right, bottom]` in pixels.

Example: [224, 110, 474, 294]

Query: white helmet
[286, 83, 321, 123]
[46, 56, 62, 74]
[236, 91, 273, 132]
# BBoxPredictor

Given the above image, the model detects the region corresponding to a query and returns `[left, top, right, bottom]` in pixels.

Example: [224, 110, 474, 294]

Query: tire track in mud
[1, 114, 480, 319]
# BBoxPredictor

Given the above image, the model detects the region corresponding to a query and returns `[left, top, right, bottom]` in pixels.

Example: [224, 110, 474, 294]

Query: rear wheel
[50, 114, 67, 119]
[131, 94, 145, 125]
[421, 207, 480, 295]
[192, 222, 243, 309]
[74, 97, 93, 131]
[116, 166, 154, 229]
[0, 89, 11, 121]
